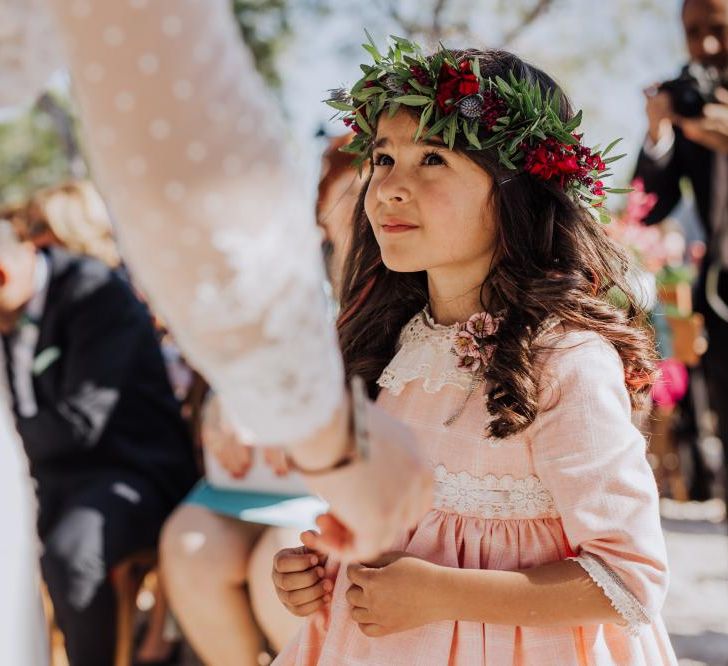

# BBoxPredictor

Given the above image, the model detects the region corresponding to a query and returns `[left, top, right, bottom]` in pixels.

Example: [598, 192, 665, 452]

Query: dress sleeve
[530, 331, 668, 634]
[44, 0, 343, 444]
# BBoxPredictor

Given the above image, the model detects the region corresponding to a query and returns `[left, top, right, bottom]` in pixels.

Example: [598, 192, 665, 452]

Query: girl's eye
[373, 153, 394, 167]
[422, 151, 446, 166]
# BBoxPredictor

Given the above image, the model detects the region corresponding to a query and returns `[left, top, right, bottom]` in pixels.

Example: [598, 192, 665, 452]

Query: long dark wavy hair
[337, 48, 657, 439]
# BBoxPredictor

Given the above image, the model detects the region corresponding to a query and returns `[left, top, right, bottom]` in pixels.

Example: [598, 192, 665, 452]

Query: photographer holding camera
[636, 0, 728, 504]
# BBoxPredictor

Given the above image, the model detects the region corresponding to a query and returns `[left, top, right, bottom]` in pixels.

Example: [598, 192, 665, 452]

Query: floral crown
[326, 34, 630, 222]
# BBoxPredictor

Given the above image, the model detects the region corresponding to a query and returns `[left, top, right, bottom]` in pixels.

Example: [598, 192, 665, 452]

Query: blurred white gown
[0, 344, 48, 664]
[0, 2, 58, 661]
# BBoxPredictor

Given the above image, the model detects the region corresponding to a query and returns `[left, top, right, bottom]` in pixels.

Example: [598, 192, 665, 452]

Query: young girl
[272, 41, 678, 665]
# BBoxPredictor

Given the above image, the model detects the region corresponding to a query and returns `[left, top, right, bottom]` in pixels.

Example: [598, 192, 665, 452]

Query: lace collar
[377, 308, 562, 397]
[377, 309, 474, 396]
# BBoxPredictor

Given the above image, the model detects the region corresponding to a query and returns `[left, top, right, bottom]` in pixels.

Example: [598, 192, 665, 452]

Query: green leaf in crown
[324, 34, 629, 220]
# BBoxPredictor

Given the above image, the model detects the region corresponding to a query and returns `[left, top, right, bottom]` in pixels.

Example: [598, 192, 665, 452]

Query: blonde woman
[19, 180, 120, 268]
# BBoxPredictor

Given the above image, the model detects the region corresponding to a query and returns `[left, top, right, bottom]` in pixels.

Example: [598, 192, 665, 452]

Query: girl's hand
[272, 544, 332, 617]
[345, 552, 444, 637]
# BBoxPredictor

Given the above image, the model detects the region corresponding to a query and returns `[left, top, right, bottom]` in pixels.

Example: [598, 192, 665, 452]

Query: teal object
[184, 481, 326, 530]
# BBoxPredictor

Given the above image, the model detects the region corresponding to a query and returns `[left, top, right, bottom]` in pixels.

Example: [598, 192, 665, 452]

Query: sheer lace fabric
[0, 0, 62, 107]
[45, 0, 343, 443]
[572, 552, 651, 635]
[378, 310, 472, 395]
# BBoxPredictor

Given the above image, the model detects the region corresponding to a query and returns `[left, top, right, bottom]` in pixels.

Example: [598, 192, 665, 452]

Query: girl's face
[365, 110, 497, 275]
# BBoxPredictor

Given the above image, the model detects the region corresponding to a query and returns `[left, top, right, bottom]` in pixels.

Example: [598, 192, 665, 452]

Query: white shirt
[7, 253, 49, 418]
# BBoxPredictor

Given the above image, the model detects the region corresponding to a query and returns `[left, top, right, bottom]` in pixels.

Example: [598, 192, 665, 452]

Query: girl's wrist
[431, 566, 496, 624]
[424, 561, 464, 624]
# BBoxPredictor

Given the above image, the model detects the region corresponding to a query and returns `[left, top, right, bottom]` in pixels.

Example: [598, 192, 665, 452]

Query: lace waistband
[432, 465, 560, 519]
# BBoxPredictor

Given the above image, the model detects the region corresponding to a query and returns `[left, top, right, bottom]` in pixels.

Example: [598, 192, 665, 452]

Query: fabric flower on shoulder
[452, 312, 499, 376]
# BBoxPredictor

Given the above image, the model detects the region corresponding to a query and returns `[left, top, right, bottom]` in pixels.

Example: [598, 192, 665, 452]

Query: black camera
[658, 64, 727, 118]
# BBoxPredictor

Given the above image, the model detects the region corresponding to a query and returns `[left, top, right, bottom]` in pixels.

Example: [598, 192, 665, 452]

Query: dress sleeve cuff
[571, 552, 650, 636]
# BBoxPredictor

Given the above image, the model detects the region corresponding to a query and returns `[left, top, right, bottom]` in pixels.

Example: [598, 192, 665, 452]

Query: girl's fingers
[284, 579, 331, 607]
[349, 606, 373, 624]
[287, 595, 329, 618]
[345, 563, 373, 588]
[273, 566, 324, 592]
[273, 548, 320, 574]
[345, 584, 364, 607]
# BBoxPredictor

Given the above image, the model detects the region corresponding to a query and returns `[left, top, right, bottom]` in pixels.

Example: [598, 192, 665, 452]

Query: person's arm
[634, 89, 684, 225]
[345, 552, 618, 637]
[530, 331, 668, 632]
[17, 270, 145, 464]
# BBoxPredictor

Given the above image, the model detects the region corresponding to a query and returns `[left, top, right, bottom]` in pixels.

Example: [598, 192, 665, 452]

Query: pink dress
[276, 311, 678, 665]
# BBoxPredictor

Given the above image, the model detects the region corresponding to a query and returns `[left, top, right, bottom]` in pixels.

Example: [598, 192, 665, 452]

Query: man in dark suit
[635, 0, 728, 501]
[0, 222, 197, 666]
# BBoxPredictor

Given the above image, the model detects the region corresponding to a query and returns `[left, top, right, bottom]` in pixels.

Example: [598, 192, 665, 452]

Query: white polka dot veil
[43, 0, 344, 444]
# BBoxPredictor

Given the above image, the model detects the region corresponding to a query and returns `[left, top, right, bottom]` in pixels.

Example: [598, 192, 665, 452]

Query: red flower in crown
[522, 136, 613, 199]
[523, 139, 581, 185]
[481, 91, 508, 131]
[436, 60, 480, 114]
[343, 116, 362, 134]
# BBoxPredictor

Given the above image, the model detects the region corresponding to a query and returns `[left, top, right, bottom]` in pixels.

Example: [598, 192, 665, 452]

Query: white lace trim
[571, 552, 650, 635]
[378, 311, 471, 395]
[432, 465, 560, 519]
[377, 310, 562, 397]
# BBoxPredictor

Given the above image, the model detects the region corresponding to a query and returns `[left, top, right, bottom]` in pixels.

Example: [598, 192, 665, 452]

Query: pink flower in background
[606, 178, 668, 274]
[621, 178, 659, 226]
[651, 358, 689, 408]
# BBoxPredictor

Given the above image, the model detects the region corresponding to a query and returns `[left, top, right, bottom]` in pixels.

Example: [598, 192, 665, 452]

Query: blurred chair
[44, 549, 158, 666]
